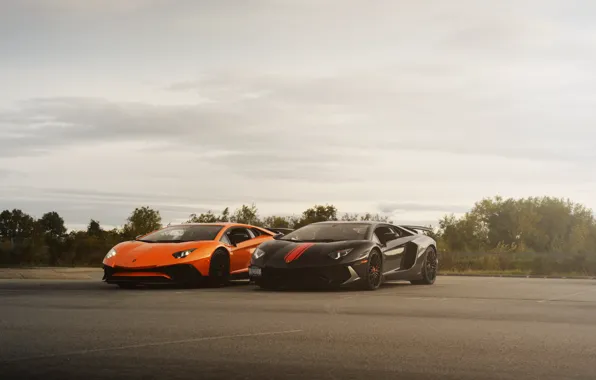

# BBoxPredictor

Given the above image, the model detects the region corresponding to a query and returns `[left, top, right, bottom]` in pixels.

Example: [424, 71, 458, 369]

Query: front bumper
[103, 264, 202, 285]
[250, 263, 362, 289]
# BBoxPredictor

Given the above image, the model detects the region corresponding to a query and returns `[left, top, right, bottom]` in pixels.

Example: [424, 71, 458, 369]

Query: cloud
[2, 0, 596, 226]
[3, 64, 595, 166]
[0, 0, 166, 14]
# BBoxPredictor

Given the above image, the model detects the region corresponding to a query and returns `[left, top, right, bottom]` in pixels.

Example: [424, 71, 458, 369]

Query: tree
[87, 219, 103, 238]
[38, 211, 67, 239]
[231, 204, 261, 226]
[187, 211, 218, 223]
[341, 212, 389, 222]
[262, 215, 291, 228]
[37, 211, 67, 265]
[187, 207, 232, 223]
[435, 195, 596, 255]
[0, 209, 35, 242]
[341, 213, 359, 221]
[219, 207, 230, 222]
[295, 204, 338, 228]
[0, 209, 37, 264]
[359, 213, 389, 222]
[122, 206, 162, 239]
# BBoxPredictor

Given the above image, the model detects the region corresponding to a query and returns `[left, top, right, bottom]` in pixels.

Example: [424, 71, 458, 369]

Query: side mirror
[273, 233, 284, 240]
[135, 235, 142, 240]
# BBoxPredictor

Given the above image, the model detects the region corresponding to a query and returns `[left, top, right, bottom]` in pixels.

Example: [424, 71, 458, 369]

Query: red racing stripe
[293, 244, 313, 261]
[284, 243, 315, 263]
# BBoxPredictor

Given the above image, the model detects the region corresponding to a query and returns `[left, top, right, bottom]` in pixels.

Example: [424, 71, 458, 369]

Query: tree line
[0, 204, 386, 267]
[1, 196, 595, 275]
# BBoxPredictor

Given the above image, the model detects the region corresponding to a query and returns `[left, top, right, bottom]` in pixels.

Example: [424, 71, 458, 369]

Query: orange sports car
[102, 223, 277, 288]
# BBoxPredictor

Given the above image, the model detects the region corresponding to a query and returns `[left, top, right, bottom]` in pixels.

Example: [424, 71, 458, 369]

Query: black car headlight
[328, 248, 353, 260]
[172, 248, 196, 259]
[252, 247, 266, 260]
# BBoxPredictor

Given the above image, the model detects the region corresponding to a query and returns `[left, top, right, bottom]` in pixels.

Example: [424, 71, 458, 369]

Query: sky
[1, 0, 596, 230]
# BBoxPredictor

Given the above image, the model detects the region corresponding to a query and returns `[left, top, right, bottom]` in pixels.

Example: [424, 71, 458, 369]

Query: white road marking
[1, 329, 303, 363]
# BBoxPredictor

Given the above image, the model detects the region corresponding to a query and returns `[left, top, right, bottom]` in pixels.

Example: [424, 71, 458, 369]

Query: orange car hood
[107, 240, 220, 268]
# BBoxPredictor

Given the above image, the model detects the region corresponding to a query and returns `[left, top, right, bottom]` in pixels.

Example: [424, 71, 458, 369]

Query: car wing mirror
[273, 233, 284, 240]
[135, 235, 142, 240]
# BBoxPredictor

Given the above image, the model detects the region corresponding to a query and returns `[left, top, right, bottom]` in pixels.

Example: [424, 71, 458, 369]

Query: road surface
[1, 276, 596, 380]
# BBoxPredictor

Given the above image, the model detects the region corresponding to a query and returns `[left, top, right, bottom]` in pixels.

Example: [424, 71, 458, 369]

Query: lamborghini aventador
[248, 221, 438, 290]
[102, 223, 276, 288]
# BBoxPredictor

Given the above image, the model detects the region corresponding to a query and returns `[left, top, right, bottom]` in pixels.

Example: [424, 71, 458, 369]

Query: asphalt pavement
[1, 276, 596, 380]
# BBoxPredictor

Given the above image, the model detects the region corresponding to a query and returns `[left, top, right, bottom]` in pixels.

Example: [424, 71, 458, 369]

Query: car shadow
[250, 280, 413, 293]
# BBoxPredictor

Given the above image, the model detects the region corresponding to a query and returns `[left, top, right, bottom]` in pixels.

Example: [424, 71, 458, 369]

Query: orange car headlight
[172, 248, 196, 259]
[104, 248, 117, 260]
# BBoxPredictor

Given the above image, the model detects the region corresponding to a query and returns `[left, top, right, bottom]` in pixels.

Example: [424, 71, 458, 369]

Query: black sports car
[248, 221, 438, 290]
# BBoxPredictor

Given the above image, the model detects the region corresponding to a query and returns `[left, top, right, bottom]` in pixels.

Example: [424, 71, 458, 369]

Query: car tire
[361, 250, 383, 291]
[410, 247, 438, 285]
[207, 249, 230, 287]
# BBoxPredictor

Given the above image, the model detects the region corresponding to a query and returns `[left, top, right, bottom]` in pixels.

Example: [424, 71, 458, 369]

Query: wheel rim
[425, 249, 437, 281]
[368, 253, 382, 288]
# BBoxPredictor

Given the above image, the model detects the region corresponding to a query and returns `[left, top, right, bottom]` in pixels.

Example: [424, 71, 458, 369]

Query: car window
[250, 228, 265, 237]
[372, 233, 382, 245]
[139, 225, 223, 242]
[220, 233, 232, 245]
[374, 226, 398, 245]
[224, 227, 253, 245]
[388, 225, 403, 237]
[281, 223, 369, 242]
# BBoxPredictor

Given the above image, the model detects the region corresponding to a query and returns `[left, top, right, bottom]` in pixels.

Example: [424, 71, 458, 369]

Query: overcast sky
[1, 0, 596, 230]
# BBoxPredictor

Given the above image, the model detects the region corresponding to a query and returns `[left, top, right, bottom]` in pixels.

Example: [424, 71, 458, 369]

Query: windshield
[281, 223, 370, 242]
[138, 225, 223, 242]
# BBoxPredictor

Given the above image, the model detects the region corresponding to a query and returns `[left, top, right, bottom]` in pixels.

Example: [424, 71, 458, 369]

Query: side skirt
[382, 267, 422, 281]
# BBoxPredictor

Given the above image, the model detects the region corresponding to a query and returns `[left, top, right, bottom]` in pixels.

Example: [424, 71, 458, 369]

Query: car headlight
[328, 248, 353, 260]
[104, 248, 117, 260]
[252, 248, 266, 260]
[172, 248, 196, 259]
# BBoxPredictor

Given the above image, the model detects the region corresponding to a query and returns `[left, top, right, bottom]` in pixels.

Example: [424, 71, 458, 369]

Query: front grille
[103, 264, 201, 284]
[262, 266, 351, 287]
[112, 276, 172, 284]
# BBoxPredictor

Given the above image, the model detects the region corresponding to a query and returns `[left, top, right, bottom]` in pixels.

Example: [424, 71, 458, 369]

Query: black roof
[313, 221, 383, 225]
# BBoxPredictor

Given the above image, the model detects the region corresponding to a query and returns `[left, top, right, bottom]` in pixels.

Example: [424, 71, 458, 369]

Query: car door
[373, 226, 400, 272]
[374, 225, 413, 272]
[222, 227, 266, 274]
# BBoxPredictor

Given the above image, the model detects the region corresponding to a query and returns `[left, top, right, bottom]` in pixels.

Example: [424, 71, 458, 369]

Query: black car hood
[257, 239, 371, 268]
